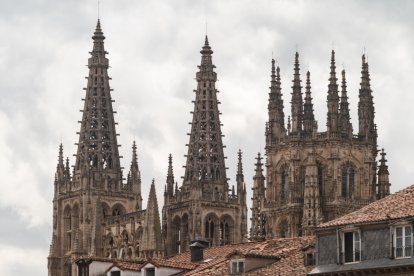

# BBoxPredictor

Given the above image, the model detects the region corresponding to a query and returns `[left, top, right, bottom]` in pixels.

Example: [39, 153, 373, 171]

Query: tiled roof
[319, 184, 414, 229]
[112, 258, 195, 271]
[167, 236, 315, 276]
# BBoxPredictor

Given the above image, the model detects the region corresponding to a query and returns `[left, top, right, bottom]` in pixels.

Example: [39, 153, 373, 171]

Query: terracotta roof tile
[167, 236, 315, 276]
[319, 184, 414, 229]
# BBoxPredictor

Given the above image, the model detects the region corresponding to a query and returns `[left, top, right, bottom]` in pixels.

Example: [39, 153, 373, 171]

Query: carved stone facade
[162, 37, 248, 257]
[47, 20, 162, 276]
[250, 52, 391, 240]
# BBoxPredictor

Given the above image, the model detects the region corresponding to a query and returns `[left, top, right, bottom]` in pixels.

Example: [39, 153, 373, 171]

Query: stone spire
[267, 59, 286, 144]
[302, 152, 323, 236]
[326, 50, 340, 137]
[236, 150, 248, 241]
[127, 141, 142, 209]
[74, 19, 121, 178]
[142, 180, 162, 257]
[303, 71, 315, 135]
[56, 143, 65, 178]
[64, 157, 71, 182]
[236, 149, 244, 190]
[358, 54, 376, 144]
[290, 52, 303, 135]
[183, 36, 228, 197]
[251, 152, 266, 241]
[339, 69, 353, 138]
[377, 148, 390, 199]
[166, 154, 175, 197]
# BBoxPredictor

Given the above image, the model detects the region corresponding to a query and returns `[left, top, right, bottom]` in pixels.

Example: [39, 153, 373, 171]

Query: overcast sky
[1, 0, 414, 274]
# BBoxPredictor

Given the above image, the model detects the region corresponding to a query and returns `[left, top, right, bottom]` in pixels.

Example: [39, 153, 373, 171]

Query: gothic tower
[163, 37, 248, 256]
[48, 20, 160, 276]
[252, 51, 389, 240]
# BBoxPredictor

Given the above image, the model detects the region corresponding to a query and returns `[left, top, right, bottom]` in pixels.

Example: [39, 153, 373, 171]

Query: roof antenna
[98, 0, 100, 19]
[332, 40, 335, 51]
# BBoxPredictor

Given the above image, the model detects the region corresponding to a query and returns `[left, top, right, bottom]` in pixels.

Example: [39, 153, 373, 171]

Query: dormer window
[394, 225, 412, 258]
[230, 259, 244, 275]
[341, 230, 361, 263]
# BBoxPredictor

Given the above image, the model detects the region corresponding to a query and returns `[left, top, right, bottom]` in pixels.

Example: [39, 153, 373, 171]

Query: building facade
[48, 20, 162, 276]
[310, 182, 414, 276]
[162, 37, 248, 257]
[251, 52, 391, 240]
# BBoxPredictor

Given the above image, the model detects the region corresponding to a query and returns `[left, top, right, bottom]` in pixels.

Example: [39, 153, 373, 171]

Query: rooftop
[318, 184, 414, 229]
[167, 236, 315, 275]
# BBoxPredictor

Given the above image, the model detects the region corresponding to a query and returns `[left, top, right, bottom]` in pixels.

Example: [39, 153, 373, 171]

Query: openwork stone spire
[358, 54, 376, 143]
[303, 71, 315, 135]
[339, 69, 353, 137]
[327, 50, 340, 137]
[267, 59, 285, 143]
[183, 36, 227, 192]
[290, 52, 303, 135]
[74, 19, 121, 174]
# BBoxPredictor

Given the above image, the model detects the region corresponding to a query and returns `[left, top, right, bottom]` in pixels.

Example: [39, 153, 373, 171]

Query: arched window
[341, 164, 355, 198]
[220, 220, 230, 245]
[280, 167, 288, 201]
[205, 217, 215, 247]
[181, 214, 189, 251]
[63, 206, 72, 252]
[172, 217, 181, 254]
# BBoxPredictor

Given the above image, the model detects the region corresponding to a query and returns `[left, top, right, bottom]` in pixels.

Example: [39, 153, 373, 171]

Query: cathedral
[250, 51, 391, 240]
[48, 19, 391, 275]
[47, 20, 247, 275]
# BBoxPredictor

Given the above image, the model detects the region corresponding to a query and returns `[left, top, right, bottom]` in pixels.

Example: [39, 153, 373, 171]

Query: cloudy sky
[1, 0, 414, 274]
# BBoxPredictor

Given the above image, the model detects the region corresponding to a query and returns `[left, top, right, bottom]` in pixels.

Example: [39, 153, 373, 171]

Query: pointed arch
[204, 213, 219, 247]
[219, 214, 234, 245]
[172, 216, 181, 254]
[181, 213, 189, 251]
[341, 161, 355, 198]
[63, 205, 72, 252]
[111, 203, 126, 216]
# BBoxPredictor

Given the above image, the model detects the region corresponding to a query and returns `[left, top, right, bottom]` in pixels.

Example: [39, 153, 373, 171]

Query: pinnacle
[132, 141, 138, 163]
[92, 19, 105, 40]
[201, 35, 213, 55]
[237, 149, 243, 176]
[58, 143, 64, 166]
[254, 152, 264, 177]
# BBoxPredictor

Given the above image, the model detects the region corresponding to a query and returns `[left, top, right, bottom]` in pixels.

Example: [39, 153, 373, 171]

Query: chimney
[190, 237, 208, 262]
